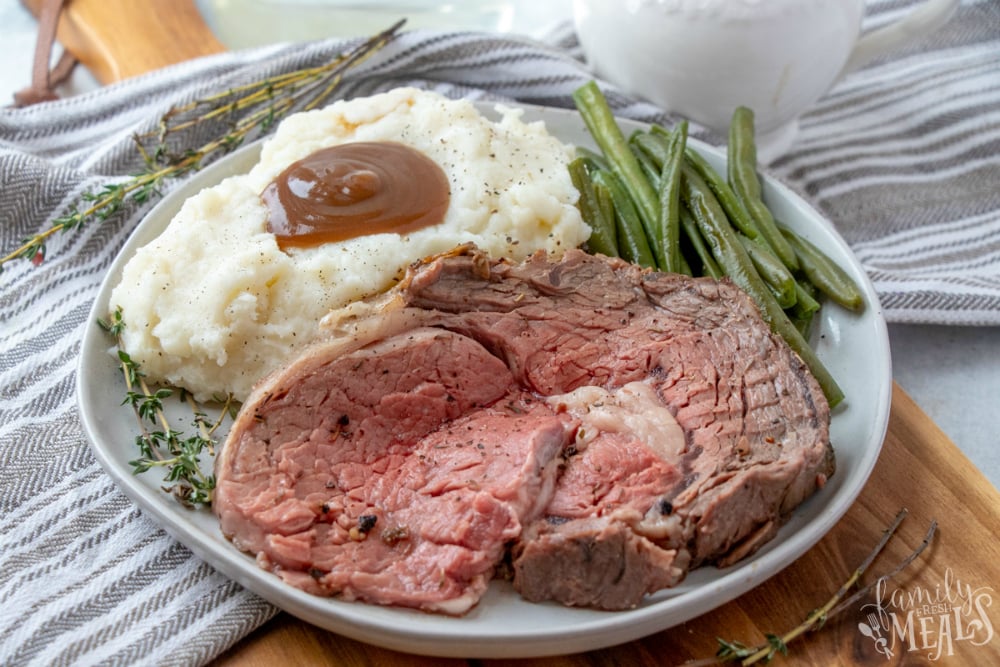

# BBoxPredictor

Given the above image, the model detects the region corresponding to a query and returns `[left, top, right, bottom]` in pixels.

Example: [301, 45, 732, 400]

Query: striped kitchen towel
[1, 1, 997, 665]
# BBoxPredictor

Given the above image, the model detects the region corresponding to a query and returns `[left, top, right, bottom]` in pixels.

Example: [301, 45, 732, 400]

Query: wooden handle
[24, 0, 226, 84]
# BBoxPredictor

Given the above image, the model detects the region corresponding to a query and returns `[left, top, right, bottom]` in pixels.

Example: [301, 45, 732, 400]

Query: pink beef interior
[214, 327, 574, 614]
[215, 247, 833, 613]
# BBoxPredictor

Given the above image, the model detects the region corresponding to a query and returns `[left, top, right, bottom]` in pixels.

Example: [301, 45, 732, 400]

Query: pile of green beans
[570, 81, 865, 408]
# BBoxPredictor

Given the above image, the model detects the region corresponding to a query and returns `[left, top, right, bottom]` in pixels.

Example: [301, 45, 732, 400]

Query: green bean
[657, 121, 687, 273]
[568, 157, 618, 258]
[791, 280, 822, 318]
[636, 126, 760, 262]
[592, 169, 657, 269]
[572, 82, 665, 269]
[674, 138, 758, 239]
[791, 310, 815, 340]
[593, 180, 616, 236]
[728, 106, 799, 270]
[574, 145, 611, 172]
[631, 142, 662, 187]
[630, 130, 670, 170]
[788, 281, 818, 339]
[593, 182, 616, 233]
[780, 226, 865, 312]
[575, 154, 604, 175]
[679, 206, 723, 279]
[681, 163, 844, 407]
[737, 234, 797, 308]
[631, 125, 700, 274]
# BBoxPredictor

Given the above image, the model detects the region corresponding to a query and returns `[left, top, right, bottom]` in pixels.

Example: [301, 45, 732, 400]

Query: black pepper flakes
[357, 514, 378, 533]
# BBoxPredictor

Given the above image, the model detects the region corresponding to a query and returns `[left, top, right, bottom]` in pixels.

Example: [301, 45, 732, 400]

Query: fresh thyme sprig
[687, 508, 937, 665]
[1, 19, 405, 272]
[98, 307, 235, 508]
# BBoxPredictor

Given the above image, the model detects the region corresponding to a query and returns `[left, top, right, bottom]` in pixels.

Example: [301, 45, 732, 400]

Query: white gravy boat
[573, 0, 959, 162]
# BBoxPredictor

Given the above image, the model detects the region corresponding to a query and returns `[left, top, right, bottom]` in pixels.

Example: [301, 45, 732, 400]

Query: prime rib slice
[213, 325, 574, 615]
[214, 246, 833, 613]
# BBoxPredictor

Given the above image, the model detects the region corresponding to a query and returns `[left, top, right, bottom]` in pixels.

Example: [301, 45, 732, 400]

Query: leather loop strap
[13, 0, 77, 107]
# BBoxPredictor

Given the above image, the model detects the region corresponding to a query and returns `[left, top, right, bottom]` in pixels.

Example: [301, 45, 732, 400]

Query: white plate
[77, 103, 891, 658]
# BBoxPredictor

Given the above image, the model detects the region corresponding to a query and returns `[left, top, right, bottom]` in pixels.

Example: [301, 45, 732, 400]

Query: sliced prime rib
[213, 325, 574, 615]
[214, 246, 833, 613]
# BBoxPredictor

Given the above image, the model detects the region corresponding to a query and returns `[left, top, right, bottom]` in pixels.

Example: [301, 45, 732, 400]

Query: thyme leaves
[99, 307, 233, 508]
[690, 509, 936, 666]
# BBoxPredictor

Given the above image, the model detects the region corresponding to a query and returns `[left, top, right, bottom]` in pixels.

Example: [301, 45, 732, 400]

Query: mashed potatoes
[109, 88, 589, 401]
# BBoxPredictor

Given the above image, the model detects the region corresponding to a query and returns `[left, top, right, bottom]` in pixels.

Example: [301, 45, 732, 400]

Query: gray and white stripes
[772, 0, 1000, 324]
[1, 1, 997, 665]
